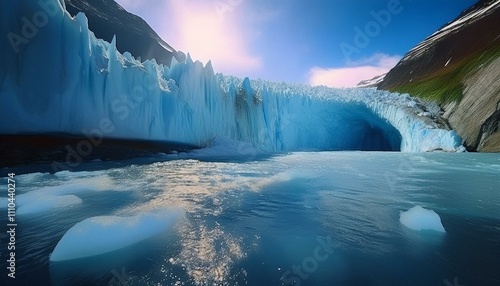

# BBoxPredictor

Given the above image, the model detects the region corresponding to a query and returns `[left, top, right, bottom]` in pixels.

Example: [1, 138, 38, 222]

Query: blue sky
[115, 0, 477, 87]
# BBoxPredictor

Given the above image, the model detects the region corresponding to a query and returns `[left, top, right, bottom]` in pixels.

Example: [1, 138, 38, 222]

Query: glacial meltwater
[1, 151, 499, 286]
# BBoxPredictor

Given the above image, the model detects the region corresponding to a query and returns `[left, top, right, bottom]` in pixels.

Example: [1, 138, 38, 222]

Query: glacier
[0, 0, 465, 153]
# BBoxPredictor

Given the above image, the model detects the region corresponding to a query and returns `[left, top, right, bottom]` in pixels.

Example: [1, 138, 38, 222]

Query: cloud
[308, 54, 401, 88]
[160, 0, 262, 76]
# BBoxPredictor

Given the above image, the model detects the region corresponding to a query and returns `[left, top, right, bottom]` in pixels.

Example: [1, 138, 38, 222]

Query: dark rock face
[378, 0, 500, 151]
[443, 57, 500, 151]
[64, 0, 180, 66]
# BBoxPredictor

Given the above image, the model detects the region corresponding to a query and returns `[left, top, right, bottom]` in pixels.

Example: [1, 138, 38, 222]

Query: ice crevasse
[0, 0, 465, 152]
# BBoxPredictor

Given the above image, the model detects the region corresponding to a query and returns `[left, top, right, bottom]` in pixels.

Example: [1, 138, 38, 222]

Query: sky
[114, 0, 477, 87]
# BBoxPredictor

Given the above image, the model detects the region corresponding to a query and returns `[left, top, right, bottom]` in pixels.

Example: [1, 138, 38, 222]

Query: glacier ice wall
[0, 0, 464, 152]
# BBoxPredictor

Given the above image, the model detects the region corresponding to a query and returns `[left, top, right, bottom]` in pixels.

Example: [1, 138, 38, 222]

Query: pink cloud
[308, 54, 401, 88]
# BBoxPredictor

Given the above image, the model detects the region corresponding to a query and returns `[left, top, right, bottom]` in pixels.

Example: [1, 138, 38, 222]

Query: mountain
[378, 0, 500, 151]
[356, 73, 387, 88]
[64, 0, 184, 65]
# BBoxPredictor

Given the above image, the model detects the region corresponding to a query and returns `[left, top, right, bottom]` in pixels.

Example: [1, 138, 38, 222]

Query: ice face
[399, 205, 446, 232]
[0, 0, 465, 153]
[49, 210, 183, 262]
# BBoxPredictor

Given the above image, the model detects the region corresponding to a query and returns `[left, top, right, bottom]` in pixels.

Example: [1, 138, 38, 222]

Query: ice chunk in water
[50, 210, 183, 261]
[400, 205, 445, 232]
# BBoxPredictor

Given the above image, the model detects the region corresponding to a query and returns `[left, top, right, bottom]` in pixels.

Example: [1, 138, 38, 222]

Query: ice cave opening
[313, 106, 402, 152]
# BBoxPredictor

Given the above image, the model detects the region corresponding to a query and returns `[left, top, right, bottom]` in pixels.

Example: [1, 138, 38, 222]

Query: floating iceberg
[50, 210, 183, 261]
[16, 194, 82, 215]
[399, 205, 446, 232]
[0, 175, 114, 215]
[0, 0, 465, 153]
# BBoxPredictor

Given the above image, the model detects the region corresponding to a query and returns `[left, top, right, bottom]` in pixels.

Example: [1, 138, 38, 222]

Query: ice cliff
[0, 0, 465, 153]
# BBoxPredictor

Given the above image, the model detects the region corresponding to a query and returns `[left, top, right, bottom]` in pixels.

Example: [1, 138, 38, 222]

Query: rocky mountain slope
[378, 0, 500, 151]
[64, 0, 183, 65]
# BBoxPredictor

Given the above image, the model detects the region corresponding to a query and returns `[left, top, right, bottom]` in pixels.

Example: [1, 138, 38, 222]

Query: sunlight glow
[163, 0, 262, 76]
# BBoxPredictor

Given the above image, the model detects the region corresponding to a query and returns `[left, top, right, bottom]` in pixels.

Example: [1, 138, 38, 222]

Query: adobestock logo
[281, 236, 335, 285]
[51, 73, 158, 172]
[214, 0, 244, 19]
[340, 0, 405, 62]
[7, 0, 62, 54]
